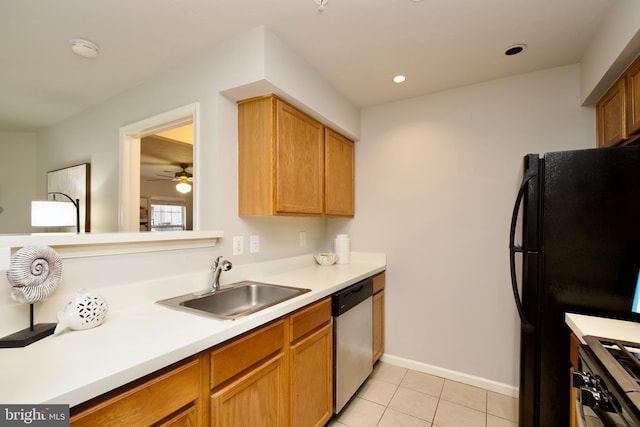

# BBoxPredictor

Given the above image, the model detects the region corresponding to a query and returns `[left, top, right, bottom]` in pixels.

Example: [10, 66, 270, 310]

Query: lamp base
[0, 323, 56, 348]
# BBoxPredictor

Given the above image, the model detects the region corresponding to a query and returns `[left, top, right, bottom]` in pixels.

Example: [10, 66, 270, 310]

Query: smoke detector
[70, 38, 100, 59]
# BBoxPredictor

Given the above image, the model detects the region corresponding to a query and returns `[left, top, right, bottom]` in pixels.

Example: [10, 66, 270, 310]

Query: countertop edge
[1, 254, 386, 407]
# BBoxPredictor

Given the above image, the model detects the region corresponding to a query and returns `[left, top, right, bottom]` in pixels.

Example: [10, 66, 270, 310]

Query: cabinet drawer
[210, 319, 285, 388]
[372, 272, 385, 294]
[289, 297, 331, 343]
[70, 357, 201, 427]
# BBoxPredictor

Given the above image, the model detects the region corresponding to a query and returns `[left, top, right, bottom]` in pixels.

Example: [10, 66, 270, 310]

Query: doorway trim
[118, 103, 200, 232]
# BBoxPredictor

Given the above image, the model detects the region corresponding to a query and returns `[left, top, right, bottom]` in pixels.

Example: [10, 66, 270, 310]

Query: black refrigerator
[509, 144, 640, 427]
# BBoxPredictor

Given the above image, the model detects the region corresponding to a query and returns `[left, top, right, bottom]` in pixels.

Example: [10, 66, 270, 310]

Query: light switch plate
[249, 235, 260, 253]
[233, 236, 244, 255]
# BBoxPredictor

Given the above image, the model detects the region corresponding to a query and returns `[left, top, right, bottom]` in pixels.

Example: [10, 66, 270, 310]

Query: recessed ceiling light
[69, 38, 100, 59]
[393, 75, 406, 84]
[504, 44, 527, 56]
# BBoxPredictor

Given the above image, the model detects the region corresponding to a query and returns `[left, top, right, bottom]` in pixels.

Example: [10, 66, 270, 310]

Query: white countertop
[0, 253, 386, 406]
[566, 312, 640, 344]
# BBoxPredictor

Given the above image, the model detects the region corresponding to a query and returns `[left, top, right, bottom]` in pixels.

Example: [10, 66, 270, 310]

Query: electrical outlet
[233, 236, 244, 255]
[250, 235, 260, 253]
[299, 231, 306, 247]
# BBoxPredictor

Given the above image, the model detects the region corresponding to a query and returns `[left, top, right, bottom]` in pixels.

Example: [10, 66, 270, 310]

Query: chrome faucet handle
[221, 260, 232, 272]
[212, 255, 223, 270]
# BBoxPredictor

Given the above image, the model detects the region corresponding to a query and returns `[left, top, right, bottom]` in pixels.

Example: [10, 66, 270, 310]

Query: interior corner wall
[580, 0, 640, 105]
[340, 64, 594, 388]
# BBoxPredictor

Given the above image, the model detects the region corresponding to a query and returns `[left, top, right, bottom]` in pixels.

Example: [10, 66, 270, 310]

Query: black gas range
[573, 335, 640, 426]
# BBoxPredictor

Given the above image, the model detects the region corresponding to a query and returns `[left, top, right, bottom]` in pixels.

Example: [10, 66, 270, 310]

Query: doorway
[119, 103, 199, 232]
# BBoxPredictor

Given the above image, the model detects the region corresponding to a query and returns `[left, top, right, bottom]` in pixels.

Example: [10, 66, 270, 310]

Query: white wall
[332, 64, 594, 390]
[0, 26, 355, 336]
[34, 26, 357, 256]
[580, 0, 640, 104]
[0, 132, 38, 233]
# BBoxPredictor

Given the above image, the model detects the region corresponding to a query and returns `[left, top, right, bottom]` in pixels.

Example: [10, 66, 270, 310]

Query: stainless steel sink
[157, 281, 311, 320]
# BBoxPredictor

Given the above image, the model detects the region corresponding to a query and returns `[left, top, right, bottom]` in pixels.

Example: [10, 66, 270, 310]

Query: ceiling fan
[148, 163, 193, 193]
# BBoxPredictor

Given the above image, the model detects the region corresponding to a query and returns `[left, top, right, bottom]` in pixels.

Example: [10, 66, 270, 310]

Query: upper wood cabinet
[238, 94, 354, 217]
[596, 54, 640, 147]
[627, 57, 640, 137]
[597, 79, 627, 148]
[325, 129, 355, 217]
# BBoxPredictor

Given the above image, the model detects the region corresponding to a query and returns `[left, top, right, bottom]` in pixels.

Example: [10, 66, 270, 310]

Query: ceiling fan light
[176, 181, 192, 193]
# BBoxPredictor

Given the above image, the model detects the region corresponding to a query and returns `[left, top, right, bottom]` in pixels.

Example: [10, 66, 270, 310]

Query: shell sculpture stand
[54, 290, 108, 335]
[6, 245, 62, 303]
[1, 245, 62, 347]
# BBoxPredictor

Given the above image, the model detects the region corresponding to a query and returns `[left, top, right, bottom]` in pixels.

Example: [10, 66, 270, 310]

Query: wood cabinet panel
[372, 272, 385, 295]
[289, 323, 333, 427]
[627, 57, 640, 136]
[210, 354, 286, 427]
[238, 95, 274, 216]
[372, 272, 385, 364]
[210, 320, 284, 388]
[597, 79, 627, 148]
[275, 100, 324, 215]
[289, 297, 331, 343]
[156, 404, 197, 427]
[238, 94, 354, 217]
[324, 129, 354, 217]
[70, 357, 202, 427]
[373, 290, 385, 364]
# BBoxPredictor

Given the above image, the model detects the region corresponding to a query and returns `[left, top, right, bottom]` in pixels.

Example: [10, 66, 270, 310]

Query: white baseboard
[379, 353, 519, 398]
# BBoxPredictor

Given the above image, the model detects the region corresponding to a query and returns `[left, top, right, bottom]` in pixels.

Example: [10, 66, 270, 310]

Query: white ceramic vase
[54, 290, 109, 335]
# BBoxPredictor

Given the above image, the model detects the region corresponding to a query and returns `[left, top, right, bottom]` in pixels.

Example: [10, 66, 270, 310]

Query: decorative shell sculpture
[54, 290, 108, 335]
[6, 245, 62, 304]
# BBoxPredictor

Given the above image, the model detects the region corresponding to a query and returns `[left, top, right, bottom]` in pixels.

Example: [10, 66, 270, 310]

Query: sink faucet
[210, 256, 232, 292]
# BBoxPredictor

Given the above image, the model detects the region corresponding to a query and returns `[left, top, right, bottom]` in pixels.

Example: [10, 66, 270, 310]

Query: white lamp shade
[31, 201, 76, 227]
[176, 182, 192, 194]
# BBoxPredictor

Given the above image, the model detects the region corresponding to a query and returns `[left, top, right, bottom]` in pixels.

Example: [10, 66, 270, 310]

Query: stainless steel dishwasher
[332, 277, 373, 413]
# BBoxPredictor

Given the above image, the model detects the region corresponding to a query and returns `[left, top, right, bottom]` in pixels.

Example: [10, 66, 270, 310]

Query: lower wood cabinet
[208, 297, 332, 427]
[288, 298, 333, 427]
[210, 354, 286, 427]
[569, 332, 580, 427]
[372, 272, 385, 364]
[70, 297, 334, 427]
[70, 355, 205, 427]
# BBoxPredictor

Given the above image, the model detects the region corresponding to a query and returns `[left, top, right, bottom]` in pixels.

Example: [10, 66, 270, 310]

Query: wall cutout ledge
[0, 231, 222, 267]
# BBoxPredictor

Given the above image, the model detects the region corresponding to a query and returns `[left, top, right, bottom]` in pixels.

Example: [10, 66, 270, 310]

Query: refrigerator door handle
[509, 168, 537, 333]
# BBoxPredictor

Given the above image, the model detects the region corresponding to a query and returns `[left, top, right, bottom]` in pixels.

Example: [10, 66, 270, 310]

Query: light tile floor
[327, 362, 518, 427]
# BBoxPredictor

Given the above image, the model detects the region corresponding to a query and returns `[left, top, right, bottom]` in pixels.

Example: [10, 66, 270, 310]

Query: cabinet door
[275, 100, 324, 215]
[627, 57, 640, 137]
[597, 79, 627, 147]
[290, 323, 333, 427]
[324, 129, 354, 217]
[211, 354, 286, 427]
[70, 357, 202, 427]
[373, 290, 384, 364]
[156, 404, 198, 427]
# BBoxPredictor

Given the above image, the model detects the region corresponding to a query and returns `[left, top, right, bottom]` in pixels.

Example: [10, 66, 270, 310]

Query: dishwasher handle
[332, 278, 373, 316]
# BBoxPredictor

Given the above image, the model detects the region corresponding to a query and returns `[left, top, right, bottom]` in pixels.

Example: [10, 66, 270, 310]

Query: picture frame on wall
[47, 163, 91, 232]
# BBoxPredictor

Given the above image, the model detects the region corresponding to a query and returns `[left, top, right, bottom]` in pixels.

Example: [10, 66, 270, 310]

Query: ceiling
[0, 0, 617, 132]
